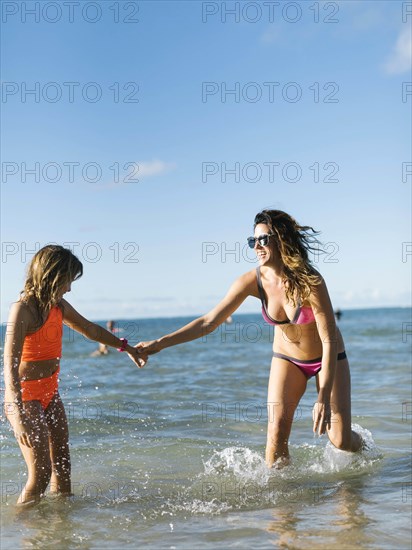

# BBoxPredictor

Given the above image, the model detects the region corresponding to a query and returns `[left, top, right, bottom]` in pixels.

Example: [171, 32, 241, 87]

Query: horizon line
[88, 305, 412, 324]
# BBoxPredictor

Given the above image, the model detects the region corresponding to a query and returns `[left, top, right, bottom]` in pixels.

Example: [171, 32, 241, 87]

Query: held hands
[312, 399, 332, 436]
[135, 340, 162, 356]
[126, 346, 148, 368]
[125, 340, 161, 368]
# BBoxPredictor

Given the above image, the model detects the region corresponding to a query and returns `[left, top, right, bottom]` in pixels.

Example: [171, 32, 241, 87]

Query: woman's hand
[312, 399, 332, 436]
[135, 340, 162, 356]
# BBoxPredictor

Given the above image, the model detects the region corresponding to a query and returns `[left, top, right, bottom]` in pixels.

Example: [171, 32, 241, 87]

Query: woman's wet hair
[254, 209, 323, 305]
[21, 245, 83, 318]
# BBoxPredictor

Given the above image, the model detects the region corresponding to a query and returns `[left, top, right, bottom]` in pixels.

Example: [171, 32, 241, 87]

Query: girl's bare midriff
[18, 358, 60, 381]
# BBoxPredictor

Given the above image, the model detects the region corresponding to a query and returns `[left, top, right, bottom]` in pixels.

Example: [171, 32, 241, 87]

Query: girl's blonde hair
[21, 245, 83, 318]
[254, 209, 323, 306]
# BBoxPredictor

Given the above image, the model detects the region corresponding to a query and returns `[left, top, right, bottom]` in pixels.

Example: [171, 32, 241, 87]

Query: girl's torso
[19, 304, 63, 381]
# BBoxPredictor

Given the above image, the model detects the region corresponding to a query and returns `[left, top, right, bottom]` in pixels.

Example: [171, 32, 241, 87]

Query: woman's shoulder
[237, 268, 259, 285]
[229, 269, 260, 297]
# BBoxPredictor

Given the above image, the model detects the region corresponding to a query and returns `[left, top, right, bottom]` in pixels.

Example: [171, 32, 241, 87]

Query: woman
[4, 245, 145, 505]
[138, 210, 363, 467]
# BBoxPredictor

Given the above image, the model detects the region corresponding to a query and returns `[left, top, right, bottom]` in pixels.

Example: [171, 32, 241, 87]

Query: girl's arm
[3, 302, 34, 447]
[309, 275, 338, 435]
[138, 271, 255, 354]
[61, 300, 146, 367]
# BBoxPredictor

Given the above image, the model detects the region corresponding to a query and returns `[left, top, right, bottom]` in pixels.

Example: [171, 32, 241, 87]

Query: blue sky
[1, 0, 411, 321]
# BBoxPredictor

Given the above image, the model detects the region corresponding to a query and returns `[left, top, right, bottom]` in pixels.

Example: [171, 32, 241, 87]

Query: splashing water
[310, 424, 381, 474]
[203, 446, 269, 483]
[171, 424, 383, 513]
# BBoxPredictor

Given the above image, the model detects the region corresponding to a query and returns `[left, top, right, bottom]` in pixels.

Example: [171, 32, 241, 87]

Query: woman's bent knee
[328, 430, 362, 452]
[330, 436, 352, 451]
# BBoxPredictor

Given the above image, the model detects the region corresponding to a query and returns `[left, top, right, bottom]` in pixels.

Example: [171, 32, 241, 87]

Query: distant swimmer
[92, 320, 116, 356]
[335, 309, 342, 321]
[3, 245, 147, 506]
[137, 209, 363, 469]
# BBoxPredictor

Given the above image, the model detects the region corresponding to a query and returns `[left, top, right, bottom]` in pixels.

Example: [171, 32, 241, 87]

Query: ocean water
[1, 308, 411, 549]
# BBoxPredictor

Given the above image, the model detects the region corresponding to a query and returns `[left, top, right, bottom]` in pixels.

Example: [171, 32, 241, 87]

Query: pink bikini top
[256, 267, 315, 326]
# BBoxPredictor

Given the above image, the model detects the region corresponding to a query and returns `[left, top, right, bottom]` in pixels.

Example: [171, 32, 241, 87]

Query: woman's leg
[45, 393, 72, 496]
[318, 354, 362, 451]
[5, 400, 52, 505]
[266, 358, 308, 467]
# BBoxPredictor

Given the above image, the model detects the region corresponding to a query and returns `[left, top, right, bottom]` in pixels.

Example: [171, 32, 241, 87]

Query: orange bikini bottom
[20, 368, 60, 410]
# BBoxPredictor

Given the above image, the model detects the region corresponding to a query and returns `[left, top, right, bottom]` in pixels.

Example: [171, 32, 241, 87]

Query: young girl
[3, 245, 145, 505]
[138, 210, 363, 468]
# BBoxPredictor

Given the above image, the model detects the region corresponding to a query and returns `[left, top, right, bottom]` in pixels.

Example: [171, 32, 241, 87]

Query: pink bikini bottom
[272, 351, 347, 379]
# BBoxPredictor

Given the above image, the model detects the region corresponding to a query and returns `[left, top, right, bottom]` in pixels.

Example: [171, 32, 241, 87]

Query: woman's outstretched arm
[138, 271, 255, 355]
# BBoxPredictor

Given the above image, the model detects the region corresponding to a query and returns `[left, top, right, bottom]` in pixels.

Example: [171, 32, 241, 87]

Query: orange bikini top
[21, 306, 63, 362]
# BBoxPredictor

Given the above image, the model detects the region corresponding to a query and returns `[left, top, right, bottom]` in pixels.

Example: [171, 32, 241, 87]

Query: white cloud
[383, 26, 412, 75]
[137, 160, 176, 179]
[97, 159, 176, 190]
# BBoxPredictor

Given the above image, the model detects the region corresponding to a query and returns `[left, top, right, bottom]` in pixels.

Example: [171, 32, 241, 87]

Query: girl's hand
[312, 400, 332, 436]
[14, 415, 34, 448]
[127, 347, 147, 368]
[135, 340, 162, 356]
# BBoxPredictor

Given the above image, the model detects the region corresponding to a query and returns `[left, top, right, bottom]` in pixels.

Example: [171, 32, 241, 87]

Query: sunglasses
[247, 233, 274, 249]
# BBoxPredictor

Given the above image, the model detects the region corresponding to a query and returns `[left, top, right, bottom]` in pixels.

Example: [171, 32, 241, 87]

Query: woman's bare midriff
[19, 359, 60, 381]
[273, 323, 344, 358]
